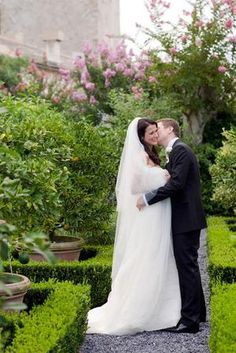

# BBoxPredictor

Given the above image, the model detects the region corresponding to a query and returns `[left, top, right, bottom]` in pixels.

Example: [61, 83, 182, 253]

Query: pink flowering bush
[70, 40, 153, 115]
[144, 0, 236, 143]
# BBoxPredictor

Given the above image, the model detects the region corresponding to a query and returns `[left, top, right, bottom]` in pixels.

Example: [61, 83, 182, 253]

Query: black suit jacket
[145, 139, 207, 234]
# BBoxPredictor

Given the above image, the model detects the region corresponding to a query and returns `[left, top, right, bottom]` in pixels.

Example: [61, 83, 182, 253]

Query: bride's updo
[137, 118, 160, 166]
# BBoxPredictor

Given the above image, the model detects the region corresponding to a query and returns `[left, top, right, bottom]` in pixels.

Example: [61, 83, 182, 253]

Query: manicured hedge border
[210, 283, 236, 353]
[3, 280, 90, 353]
[207, 217, 236, 285]
[4, 246, 113, 307]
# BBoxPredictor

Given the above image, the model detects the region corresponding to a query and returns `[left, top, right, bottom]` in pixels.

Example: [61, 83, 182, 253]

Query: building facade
[0, 0, 120, 66]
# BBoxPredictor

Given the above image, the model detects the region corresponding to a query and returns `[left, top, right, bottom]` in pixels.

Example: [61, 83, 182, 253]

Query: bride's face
[144, 124, 158, 146]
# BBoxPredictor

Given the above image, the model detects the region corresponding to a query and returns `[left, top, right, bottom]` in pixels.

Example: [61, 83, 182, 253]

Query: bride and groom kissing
[87, 117, 207, 335]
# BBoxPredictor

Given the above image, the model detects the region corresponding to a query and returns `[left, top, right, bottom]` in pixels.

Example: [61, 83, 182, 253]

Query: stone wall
[0, 0, 120, 63]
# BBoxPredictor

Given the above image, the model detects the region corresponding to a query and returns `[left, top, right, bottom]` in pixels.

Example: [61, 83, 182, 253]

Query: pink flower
[183, 10, 191, 16]
[134, 71, 145, 80]
[85, 82, 96, 91]
[115, 62, 126, 72]
[231, 6, 236, 15]
[229, 35, 236, 43]
[103, 68, 116, 79]
[218, 65, 227, 73]
[15, 48, 23, 57]
[150, 14, 157, 22]
[59, 68, 70, 81]
[52, 96, 60, 104]
[163, 2, 170, 8]
[123, 68, 134, 77]
[82, 41, 93, 55]
[224, 19, 233, 29]
[195, 20, 204, 28]
[150, 0, 157, 8]
[98, 41, 110, 57]
[180, 34, 189, 43]
[90, 96, 97, 105]
[131, 86, 143, 100]
[169, 47, 177, 55]
[72, 91, 87, 102]
[148, 76, 157, 83]
[195, 38, 202, 47]
[73, 56, 86, 69]
[80, 70, 90, 84]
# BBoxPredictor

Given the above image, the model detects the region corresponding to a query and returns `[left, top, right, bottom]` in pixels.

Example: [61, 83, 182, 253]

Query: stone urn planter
[0, 272, 31, 310]
[30, 235, 84, 261]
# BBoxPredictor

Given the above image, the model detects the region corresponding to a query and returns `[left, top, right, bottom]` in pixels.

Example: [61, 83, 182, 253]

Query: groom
[136, 118, 207, 334]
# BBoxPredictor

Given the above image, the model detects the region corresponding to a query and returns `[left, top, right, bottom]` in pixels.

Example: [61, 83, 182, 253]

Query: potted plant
[0, 220, 54, 311]
[30, 218, 84, 262]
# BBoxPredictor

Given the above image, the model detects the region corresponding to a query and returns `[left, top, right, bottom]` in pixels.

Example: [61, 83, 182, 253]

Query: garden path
[80, 230, 210, 353]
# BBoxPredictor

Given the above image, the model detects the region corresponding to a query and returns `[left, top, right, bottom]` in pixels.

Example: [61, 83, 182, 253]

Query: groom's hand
[136, 196, 146, 211]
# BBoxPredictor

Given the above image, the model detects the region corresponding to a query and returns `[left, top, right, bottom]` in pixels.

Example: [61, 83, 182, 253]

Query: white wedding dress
[87, 118, 181, 335]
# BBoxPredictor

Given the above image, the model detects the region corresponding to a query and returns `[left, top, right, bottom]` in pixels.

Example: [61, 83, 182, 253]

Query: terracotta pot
[0, 272, 30, 309]
[30, 235, 84, 261]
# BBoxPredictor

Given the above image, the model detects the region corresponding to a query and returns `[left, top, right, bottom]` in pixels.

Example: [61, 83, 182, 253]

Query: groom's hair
[158, 118, 180, 137]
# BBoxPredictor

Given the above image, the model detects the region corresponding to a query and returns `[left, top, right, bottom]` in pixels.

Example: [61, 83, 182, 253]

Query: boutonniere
[165, 146, 173, 154]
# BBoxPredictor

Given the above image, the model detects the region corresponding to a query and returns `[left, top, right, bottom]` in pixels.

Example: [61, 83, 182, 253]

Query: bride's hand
[164, 169, 171, 181]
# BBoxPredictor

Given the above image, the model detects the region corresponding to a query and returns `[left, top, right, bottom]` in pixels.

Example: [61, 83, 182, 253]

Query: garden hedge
[210, 283, 236, 353]
[2, 280, 90, 353]
[207, 217, 236, 285]
[4, 246, 113, 307]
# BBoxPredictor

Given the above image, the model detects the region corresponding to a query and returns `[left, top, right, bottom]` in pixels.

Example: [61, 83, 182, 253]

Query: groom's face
[157, 122, 172, 147]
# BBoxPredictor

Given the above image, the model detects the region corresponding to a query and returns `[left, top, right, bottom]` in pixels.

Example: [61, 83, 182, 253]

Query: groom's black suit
[145, 139, 207, 326]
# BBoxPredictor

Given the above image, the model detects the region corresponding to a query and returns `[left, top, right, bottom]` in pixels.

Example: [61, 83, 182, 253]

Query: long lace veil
[112, 117, 145, 281]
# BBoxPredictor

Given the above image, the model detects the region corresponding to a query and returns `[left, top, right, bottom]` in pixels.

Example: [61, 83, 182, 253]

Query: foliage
[210, 283, 236, 353]
[62, 120, 119, 243]
[2, 280, 90, 353]
[207, 217, 236, 286]
[210, 127, 236, 215]
[0, 96, 74, 234]
[4, 245, 113, 307]
[0, 55, 28, 92]
[143, 0, 236, 142]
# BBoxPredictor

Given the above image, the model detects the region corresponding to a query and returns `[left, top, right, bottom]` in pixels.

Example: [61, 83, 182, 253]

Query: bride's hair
[137, 118, 160, 165]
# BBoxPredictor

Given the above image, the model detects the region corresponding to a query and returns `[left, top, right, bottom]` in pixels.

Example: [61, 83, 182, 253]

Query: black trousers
[172, 230, 206, 326]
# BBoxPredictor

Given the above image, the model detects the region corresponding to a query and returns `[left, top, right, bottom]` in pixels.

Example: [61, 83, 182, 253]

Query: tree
[144, 0, 236, 143]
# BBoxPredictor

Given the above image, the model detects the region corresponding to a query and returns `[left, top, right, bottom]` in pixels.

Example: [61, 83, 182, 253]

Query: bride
[87, 117, 181, 335]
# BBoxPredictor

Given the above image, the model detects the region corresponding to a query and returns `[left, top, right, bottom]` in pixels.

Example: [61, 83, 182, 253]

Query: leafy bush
[208, 217, 236, 285]
[0, 96, 74, 233]
[0, 55, 28, 92]
[210, 283, 236, 353]
[4, 246, 113, 307]
[2, 280, 90, 353]
[210, 127, 236, 215]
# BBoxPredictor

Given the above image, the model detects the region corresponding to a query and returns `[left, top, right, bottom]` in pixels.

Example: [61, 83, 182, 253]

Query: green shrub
[3, 280, 90, 353]
[0, 55, 28, 91]
[4, 246, 113, 307]
[0, 96, 74, 233]
[208, 217, 236, 285]
[210, 283, 236, 353]
[0, 96, 119, 243]
[210, 127, 236, 216]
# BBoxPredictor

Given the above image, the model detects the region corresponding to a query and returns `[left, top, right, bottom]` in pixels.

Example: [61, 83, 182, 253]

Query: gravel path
[81, 230, 210, 353]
